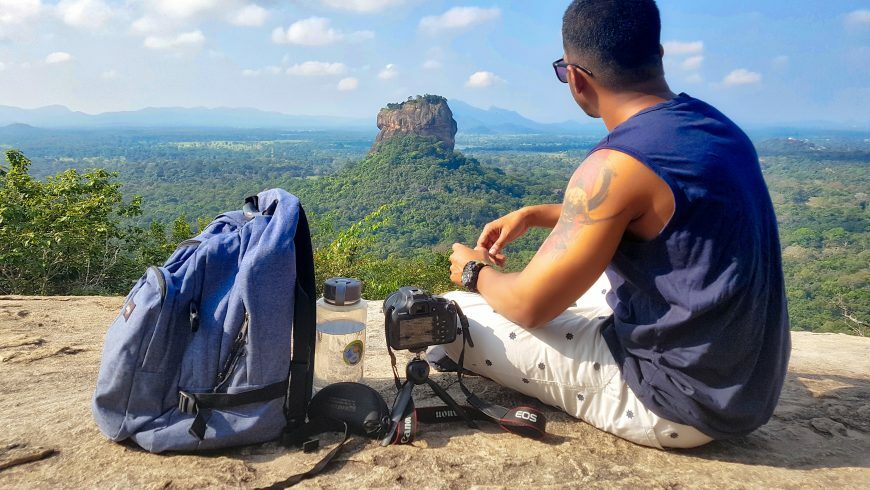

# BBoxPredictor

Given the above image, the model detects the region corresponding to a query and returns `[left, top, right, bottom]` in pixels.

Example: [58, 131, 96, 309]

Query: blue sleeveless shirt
[594, 93, 790, 439]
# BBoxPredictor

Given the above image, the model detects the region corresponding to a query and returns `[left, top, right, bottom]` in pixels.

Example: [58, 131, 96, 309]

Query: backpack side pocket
[92, 266, 171, 440]
[140, 266, 178, 374]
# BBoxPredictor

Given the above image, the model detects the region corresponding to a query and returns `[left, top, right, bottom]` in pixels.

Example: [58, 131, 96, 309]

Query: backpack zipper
[177, 239, 202, 248]
[214, 311, 249, 392]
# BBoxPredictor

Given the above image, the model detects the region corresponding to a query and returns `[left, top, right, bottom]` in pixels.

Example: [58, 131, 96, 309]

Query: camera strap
[452, 301, 547, 440]
[384, 301, 546, 439]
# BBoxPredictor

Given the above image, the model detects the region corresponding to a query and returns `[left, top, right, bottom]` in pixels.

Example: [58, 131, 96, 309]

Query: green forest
[0, 127, 866, 336]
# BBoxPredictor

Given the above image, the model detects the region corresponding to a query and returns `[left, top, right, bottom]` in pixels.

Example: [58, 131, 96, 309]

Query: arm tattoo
[540, 152, 618, 256]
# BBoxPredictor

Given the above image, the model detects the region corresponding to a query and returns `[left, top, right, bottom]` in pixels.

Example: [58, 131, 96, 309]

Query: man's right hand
[476, 208, 532, 266]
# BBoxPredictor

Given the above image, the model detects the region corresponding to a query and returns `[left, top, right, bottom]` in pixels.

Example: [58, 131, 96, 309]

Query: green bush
[0, 149, 192, 295]
[0, 150, 139, 294]
[313, 205, 453, 300]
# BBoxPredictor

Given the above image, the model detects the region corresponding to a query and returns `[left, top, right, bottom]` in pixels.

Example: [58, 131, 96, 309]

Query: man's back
[594, 93, 791, 439]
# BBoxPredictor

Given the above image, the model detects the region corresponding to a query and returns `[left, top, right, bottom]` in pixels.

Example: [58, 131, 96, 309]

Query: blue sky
[0, 0, 868, 127]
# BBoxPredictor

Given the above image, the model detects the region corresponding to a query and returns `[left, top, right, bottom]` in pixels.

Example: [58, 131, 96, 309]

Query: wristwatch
[461, 260, 489, 293]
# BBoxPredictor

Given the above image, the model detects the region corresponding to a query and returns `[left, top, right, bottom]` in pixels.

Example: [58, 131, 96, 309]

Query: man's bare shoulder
[566, 148, 660, 214]
[571, 148, 674, 240]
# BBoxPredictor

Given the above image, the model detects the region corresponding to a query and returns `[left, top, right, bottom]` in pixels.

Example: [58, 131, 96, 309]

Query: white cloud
[422, 59, 442, 70]
[0, 62, 5, 72]
[0, 0, 42, 26]
[273, 18, 339, 45]
[845, 9, 870, 28]
[378, 64, 398, 80]
[772, 55, 789, 68]
[337, 77, 359, 91]
[286, 61, 347, 76]
[722, 68, 762, 87]
[132, 1, 273, 33]
[130, 16, 161, 34]
[230, 4, 268, 26]
[680, 55, 704, 71]
[46, 51, 73, 64]
[466, 70, 504, 88]
[144, 30, 206, 50]
[320, 0, 404, 13]
[272, 17, 373, 46]
[664, 41, 704, 81]
[663, 40, 704, 56]
[152, 0, 221, 20]
[0, 0, 44, 39]
[57, 0, 113, 29]
[242, 65, 282, 77]
[420, 6, 501, 34]
[101, 69, 118, 79]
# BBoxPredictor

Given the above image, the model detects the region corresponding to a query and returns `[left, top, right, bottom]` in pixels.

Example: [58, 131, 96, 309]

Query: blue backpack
[92, 189, 316, 453]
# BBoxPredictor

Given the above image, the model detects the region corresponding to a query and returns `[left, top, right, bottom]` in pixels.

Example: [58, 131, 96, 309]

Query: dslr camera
[383, 286, 459, 352]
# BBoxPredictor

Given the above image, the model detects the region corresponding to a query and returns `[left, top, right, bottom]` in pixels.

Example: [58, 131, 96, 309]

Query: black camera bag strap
[258, 418, 350, 490]
[259, 381, 415, 489]
[452, 302, 547, 439]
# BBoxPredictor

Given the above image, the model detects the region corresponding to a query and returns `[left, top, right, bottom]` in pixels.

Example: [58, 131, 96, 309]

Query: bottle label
[343, 340, 364, 366]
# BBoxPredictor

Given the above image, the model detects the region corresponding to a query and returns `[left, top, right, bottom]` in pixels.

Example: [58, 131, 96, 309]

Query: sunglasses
[552, 58, 594, 83]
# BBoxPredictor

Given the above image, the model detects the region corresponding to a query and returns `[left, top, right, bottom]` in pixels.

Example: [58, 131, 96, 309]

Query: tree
[0, 149, 141, 294]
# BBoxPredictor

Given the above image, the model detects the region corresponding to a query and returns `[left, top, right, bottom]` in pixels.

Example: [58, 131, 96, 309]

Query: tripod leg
[426, 379, 478, 429]
[381, 380, 415, 446]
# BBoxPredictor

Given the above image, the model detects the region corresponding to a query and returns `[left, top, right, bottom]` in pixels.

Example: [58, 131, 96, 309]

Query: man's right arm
[522, 204, 563, 228]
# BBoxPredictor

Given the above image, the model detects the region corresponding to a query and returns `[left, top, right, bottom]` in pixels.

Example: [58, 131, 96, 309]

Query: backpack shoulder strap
[286, 204, 317, 430]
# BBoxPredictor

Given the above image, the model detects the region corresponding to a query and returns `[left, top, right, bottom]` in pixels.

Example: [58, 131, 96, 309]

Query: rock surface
[1, 295, 869, 489]
[374, 95, 458, 152]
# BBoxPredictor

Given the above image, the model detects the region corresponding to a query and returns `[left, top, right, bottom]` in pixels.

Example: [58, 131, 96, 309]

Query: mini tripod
[380, 351, 477, 445]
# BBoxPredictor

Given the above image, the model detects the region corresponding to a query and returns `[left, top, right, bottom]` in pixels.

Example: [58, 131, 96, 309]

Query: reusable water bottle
[312, 277, 367, 393]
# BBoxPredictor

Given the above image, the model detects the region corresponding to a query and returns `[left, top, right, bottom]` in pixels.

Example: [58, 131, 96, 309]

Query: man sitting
[441, 0, 790, 448]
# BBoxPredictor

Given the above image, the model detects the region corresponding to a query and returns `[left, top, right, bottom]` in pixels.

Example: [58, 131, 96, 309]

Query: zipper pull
[189, 302, 200, 333]
[235, 312, 250, 343]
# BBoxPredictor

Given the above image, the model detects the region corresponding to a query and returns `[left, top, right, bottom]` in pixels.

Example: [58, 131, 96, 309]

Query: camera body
[384, 286, 458, 352]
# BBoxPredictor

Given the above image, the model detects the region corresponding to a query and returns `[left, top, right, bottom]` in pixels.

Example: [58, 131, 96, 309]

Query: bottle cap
[323, 277, 362, 306]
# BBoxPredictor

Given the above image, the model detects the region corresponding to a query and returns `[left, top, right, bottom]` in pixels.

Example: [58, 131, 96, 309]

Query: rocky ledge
[1, 295, 869, 488]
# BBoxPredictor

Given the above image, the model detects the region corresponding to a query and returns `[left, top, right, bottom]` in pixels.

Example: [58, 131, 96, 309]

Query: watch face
[461, 267, 472, 287]
[461, 261, 478, 290]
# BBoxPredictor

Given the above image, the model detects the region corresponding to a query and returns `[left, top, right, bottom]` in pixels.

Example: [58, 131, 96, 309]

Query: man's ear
[659, 44, 665, 58]
[567, 65, 587, 93]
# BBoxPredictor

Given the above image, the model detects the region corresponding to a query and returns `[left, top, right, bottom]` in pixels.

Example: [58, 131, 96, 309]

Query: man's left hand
[449, 243, 491, 287]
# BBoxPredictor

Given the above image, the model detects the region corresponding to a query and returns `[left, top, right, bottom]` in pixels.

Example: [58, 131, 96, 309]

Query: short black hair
[562, 0, 663, 88]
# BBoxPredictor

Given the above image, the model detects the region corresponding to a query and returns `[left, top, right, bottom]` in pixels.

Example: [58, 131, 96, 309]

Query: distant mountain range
[0, 101, 596, 135]
[447, 100, 596, 135]
[0, 104, 371, 131]
[1, 102, 865, 137]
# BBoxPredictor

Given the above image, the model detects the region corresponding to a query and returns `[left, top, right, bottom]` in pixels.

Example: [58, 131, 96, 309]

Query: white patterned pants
[438, 275, 713, 449]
